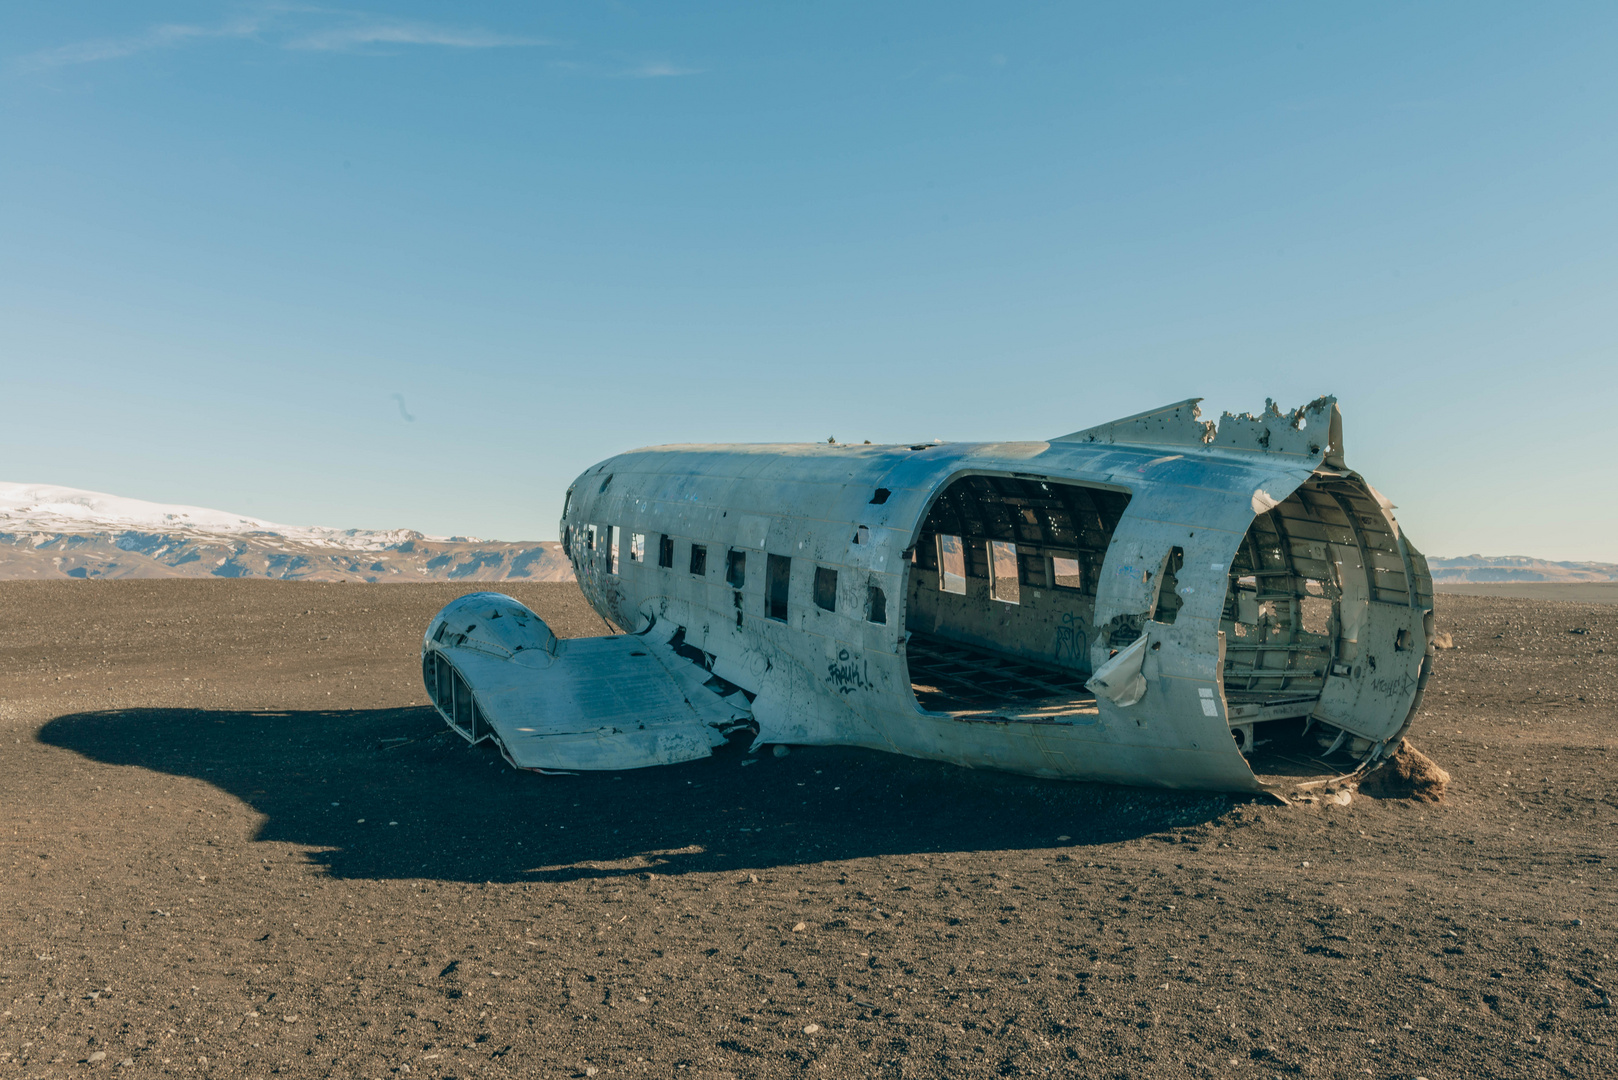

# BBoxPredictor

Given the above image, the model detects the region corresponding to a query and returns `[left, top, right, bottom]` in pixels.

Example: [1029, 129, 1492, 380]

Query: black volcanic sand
[1, 580, 1614, 1079]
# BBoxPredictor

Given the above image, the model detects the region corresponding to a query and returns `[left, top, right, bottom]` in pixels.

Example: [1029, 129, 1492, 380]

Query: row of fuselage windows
[931, 532, 1086, 606]
[572, 524, 887, 625]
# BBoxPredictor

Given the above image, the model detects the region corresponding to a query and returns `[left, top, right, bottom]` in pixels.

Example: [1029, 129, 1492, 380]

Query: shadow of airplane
[39, 707, 1238, 883]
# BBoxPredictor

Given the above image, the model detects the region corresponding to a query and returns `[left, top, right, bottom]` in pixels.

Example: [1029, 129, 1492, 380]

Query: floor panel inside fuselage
[906, 631, 1098, 722]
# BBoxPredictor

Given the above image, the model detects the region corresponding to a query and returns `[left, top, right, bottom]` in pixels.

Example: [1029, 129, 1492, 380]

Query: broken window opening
[813, 567, 838, 612]
[562, 488, 573, 518]
[766, 554, 791, 621]
[854, 525, 869, 545]
[598, 473, 614, 494]
[1150, 546, 1184, 624]
[905, 473, 1132, 716]
[937, 534, 967, 595]
[585, 524, 596, 551]
[658, 534, 674, 569]
[630, 532, 645, 563]
[1051, 555, 1083, 591]
[867, 583, 887, 624]
[607, 526, 620, 575]
[870, 488, 891, 505]
[989, 540, 1020, 605]
[689, 543, 708, 577]
[726, 549, 747, 589]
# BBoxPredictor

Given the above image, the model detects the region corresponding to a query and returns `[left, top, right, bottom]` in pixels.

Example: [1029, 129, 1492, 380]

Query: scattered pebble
[773, 745, 790, 757]
[88, 1051, 106, 1062]
[1056, 835, 1071, 842]
[792, 922, 807, 932]
[803, 1023, 822, 1035]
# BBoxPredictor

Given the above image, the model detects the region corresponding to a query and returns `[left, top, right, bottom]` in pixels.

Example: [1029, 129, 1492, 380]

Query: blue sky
[3, 3, 1615, 558]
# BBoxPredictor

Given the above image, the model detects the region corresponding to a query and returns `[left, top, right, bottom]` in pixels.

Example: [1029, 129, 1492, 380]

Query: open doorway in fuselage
[903, 474, 1132, 720]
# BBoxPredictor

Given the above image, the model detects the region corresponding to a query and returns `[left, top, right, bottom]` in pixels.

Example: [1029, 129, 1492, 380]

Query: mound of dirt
[1358, 739, 1451, 802]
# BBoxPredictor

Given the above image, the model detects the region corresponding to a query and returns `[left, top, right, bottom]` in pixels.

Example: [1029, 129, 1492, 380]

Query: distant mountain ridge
[0, 483, 573, 583]
[1428, 555, 1618, 583]
[4, 483, 1608, 586]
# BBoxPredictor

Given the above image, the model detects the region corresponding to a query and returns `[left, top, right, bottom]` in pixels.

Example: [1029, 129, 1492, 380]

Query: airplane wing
[421, 592, 753, 771]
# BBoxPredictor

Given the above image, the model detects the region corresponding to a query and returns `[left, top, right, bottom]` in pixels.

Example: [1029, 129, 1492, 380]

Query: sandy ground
[1435, 583, 1618, 604]
[1, 580, 1614, 1080]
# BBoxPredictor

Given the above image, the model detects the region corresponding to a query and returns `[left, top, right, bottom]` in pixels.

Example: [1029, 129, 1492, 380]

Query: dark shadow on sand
[39, 707, 1236, 883]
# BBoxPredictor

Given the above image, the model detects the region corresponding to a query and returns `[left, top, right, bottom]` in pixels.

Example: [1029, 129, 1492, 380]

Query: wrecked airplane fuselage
[422, 397, 1434, 794]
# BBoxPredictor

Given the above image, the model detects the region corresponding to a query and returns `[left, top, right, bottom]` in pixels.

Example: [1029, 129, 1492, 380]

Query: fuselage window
[1051, 555, 1083, 591]
[989, 540, 1020, 604]
[586, 524, 596, 551]
[1152, 546, 1185, 624]
[937, 533, 967, 595]
[766, 554, 791, 621]
[630, 532, 645, 562]
[867, 583, 887, 624]
[689, 543, 708, 576]
[658, 535, 674, 568]
[726, 549, 746, 588]
[813, 567, 838, 612]
[607, 526, 620, 574]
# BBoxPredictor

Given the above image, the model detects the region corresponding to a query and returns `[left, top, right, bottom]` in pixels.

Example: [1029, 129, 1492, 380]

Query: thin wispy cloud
[17, 16, 264, 72]
[626, 62, 702, 79]
[286, 21, 550, 53]
[13, 9, 549, 72]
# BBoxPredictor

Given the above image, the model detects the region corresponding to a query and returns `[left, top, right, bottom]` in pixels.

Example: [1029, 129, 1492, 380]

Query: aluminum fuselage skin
[557, 418, 1432, 792]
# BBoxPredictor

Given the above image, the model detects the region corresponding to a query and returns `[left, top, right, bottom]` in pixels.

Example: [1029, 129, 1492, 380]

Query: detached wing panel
[422, 592, 752, 771]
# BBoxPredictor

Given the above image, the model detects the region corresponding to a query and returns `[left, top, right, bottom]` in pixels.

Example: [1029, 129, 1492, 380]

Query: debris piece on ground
[1358, 741, 1450, 802]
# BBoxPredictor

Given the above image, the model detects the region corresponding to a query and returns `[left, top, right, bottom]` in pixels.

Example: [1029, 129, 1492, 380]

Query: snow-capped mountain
[0, 483, 573, 582]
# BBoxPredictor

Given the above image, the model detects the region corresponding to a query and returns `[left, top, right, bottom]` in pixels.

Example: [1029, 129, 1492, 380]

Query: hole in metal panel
[870, 488, 891, 504]
[689, 543, 707, 577]
[726, 549, 746, 588]
[867, 583, 887, 624]
[1152, 546, 1184, 624]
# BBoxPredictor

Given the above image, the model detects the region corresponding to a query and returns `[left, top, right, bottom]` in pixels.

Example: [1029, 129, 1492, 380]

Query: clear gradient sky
[3, 3, 1615, 558]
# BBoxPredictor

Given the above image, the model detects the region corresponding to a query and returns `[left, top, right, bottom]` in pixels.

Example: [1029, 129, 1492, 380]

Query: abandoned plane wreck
[421, 397, 1435, 795]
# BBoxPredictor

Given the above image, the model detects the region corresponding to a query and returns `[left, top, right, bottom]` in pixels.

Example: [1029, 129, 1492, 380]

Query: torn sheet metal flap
[1087, 635, 1149, 707]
